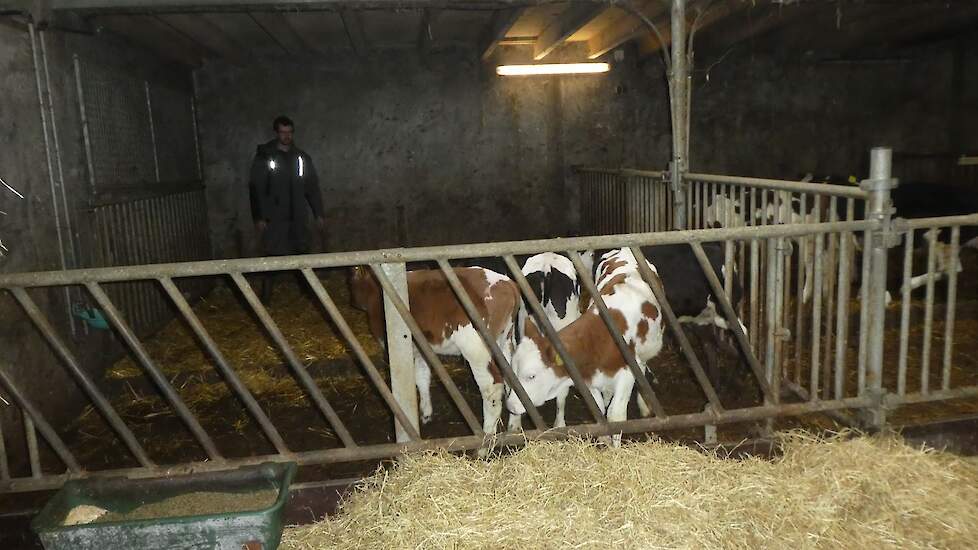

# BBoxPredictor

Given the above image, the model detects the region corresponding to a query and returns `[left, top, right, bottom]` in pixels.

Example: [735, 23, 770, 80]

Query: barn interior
[1, 0, 977, 545]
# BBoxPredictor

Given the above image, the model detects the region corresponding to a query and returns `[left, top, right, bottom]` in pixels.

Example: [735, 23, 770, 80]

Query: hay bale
[283, 432, 978, 549]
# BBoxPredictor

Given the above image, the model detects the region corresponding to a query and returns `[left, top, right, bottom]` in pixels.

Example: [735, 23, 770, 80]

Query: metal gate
[0, 149, 975, 493]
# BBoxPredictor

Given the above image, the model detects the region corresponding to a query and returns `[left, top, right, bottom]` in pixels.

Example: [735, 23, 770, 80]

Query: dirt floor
[41, 249, 978, 484]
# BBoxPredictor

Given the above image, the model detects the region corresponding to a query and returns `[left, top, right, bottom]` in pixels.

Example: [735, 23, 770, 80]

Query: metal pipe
[862, 147, 895, 427]
[630, 247, 724, 414]
[857, 225, 872, 393]
[0, 409, 8, 479]
[685, 173, 869, 199]
[690, 242, 775, 401]
[72, 55, 98, 198]
[190, 69, 203, 180]
[567, 251, 666, 418]
[749, 238, 759, 351]
[158, 277, 291, 453]
[434, 259, 546, 430]
[302, 269, 420, 441]
[764, 238, 779, 405]
[0, 220, 881, 289]
[25, 414, 41, 478]
[145, 82, 160, 182]
[228, 273, 356, 447]
[921, 229, 937, 395]
[670, 0, 688, 230]
[501, 255, 606, 424]
[810, 228, 824, 401]
[834, 226, 853, 400]
[897, 229, 914, 396]
[794, 195, 807, 385]
[885, 385, 978, 407]
[822, 200, 839, 399]
[942, 226, 959, 391]
[0, 365, 82, 474]
[368, 266, 483, 435]
[86, 282, 224, 459]
[0, 391, 876, 495]
[11, 288, 154, 466]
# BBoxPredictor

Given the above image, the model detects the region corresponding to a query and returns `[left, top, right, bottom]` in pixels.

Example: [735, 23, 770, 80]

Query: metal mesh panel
[92, 188, 210, 335]
[151, 86, 198, 182]
[81, 64, 155, 188]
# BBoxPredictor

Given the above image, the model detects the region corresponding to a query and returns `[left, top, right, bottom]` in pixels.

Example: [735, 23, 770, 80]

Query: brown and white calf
[350, 266, 520, 435]
[505, 248, 665, 445]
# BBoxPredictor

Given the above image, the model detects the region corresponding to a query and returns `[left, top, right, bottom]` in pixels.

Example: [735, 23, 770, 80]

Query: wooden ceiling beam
[157, 13, 245, 62]
[250, 11, 310, 56]
[479, 7, 522, 61]
[339, 8, 369, 57]
[96, 14, 203, 66]
[586, 0, 666, 59]
[533, 3, 606, 61]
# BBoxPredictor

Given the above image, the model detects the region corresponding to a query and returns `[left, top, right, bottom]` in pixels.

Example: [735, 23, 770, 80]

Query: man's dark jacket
[249, 139, 324, 255]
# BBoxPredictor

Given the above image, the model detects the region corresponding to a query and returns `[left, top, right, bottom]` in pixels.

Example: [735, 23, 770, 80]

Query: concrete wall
[196, 45, 671, 256]
[687, 31, 978, 180]
[0, 21, 193, 476]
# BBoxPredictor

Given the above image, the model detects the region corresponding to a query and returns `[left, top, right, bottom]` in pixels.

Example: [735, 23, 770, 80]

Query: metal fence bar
[689, 242, 775, 402]
[10, 288, 154, 467]
[0, 220, 882, 289]
[749, 238, 760, 351]
[630, 247, 724, 413]
[86, 282, 223, 460]
[158, 277, 291, 453]
[367, 266, 483, 436]
[301, 268, 420, 442]
[0, 364, 82, 473]
[810, 226, 825, 401]
[229, 272, 356, 447]
[0, 409, 8, 479]
[764, 238, 779, 405]
[897, 229, 914, 396]
[856, 226, 872, 394]
[833, 223, 853, 400]
[685, 173, 869, 199]
[794, 195, 807, 385]
[0, 392, 876, 494]
[501, 255, 606, 425]
[25, 414, 40, 478]
[822, 200, 839, 399]
[942, 227, 960, 391]
[434, 259, 546, 431]
[921, 230, 938, 395]
[567, 251, 666, 419]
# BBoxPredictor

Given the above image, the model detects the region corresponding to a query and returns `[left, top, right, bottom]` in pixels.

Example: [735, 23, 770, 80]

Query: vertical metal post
[381, 263, 419, 443]
[670, 0, 688, 230]
[191, 69, 204, 181]
[145, 81, 160, 183]
[73, 55, 97, 198]
[861, 147, 896, 429]
[0, 407, 8, 479]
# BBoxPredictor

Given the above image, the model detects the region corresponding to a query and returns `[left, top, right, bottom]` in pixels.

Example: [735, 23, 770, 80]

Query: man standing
[249, 115, 325, 301]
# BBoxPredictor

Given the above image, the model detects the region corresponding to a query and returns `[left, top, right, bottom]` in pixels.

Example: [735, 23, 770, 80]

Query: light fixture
[496, 63, 611, 76]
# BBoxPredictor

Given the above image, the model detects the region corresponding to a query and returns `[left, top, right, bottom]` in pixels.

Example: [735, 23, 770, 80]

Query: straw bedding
[282, 432, 978, 549]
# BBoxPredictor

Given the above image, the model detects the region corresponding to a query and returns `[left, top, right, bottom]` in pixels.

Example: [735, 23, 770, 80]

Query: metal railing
[0, 149, 974, 493]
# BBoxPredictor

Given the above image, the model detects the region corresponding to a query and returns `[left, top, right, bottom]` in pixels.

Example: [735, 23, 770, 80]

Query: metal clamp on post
[859, 174, 900, 248]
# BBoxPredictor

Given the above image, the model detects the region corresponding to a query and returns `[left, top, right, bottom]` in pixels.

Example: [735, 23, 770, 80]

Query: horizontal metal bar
[0, 220, 879, 289]
[685, 173, 869, 200]
[0, 394, 875, 494]
[885, 386, 978, 406]
[574, 167, 667, 179]
[902, 213, 978, 228]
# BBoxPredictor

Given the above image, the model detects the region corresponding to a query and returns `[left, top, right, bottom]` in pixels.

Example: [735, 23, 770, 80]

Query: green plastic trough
[31, 461, 297, 550]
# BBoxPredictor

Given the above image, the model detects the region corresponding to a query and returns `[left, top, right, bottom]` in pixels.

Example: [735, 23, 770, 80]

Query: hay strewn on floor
[283, 432, 978, 549]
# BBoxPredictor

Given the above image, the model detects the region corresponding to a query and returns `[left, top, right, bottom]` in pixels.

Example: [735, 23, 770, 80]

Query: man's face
[276, 125, 294, 147]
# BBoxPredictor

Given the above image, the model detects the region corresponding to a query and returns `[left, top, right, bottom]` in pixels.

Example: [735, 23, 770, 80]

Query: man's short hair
[273, 115, 294, 131]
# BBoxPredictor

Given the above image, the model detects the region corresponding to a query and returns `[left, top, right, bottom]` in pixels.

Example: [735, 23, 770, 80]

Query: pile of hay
[283, 432, 978, 549]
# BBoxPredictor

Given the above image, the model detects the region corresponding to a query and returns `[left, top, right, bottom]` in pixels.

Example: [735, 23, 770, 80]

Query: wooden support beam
[480, 7, 522, 61]
[339, 8, 368, 57]
[96, 14, 203, 66]
[533, 3, 605, 60]
[586, 0, 666, 59]
[157, 13, 244, 62]
[251, 11, 309, 56]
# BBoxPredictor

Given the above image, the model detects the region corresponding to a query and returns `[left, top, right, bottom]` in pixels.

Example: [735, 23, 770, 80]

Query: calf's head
[506, 320, 567, 415]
